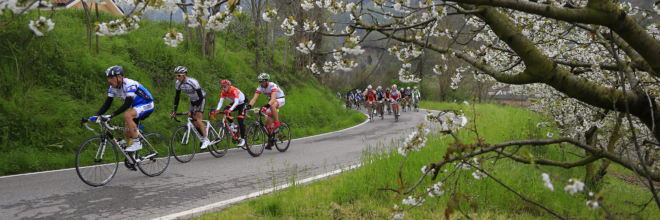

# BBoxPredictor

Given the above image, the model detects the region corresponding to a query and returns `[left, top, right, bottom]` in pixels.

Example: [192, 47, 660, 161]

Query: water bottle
[117, 138, 128, 149]
[232, 124, 238, 133]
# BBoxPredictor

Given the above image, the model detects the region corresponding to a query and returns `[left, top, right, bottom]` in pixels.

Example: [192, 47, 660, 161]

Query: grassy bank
[199, 102, 659, 219]
[0, 10, 365, 175]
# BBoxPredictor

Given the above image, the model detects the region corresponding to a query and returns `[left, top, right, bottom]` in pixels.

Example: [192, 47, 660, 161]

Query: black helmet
[105, 66, 123, 77]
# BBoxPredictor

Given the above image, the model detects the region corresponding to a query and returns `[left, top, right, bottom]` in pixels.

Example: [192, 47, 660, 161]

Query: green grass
[0, 10, 365, 175]
[197, 102, 659, 219]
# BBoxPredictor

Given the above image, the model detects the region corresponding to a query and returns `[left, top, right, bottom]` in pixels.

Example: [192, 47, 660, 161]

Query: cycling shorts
[266, 98, 285, 115]
[189, 97, 207, 113]
[134, 102, 154, 118]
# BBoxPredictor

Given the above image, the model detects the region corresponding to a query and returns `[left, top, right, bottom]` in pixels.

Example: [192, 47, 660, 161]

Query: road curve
[0, 106, 437, 220]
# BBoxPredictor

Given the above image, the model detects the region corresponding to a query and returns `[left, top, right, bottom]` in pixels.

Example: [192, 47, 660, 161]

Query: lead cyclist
[412, 86, 421, 106]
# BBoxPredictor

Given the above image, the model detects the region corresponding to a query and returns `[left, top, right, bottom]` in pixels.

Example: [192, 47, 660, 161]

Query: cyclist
[345, 91, 354, 108]
[375, 86, 385, 116]
[405, 87, 413, 108]
[384, 87, 392, 113]
[412, 86, 421, 107]
[354, 89, 363, 108]
[89, 66, 154, 164]
[364, 85, 376, 119]
[214, 79, 247, 147]
[247, 73, 285, 150]
[389, 84, 401, 116]
[169, 66, 210, 149]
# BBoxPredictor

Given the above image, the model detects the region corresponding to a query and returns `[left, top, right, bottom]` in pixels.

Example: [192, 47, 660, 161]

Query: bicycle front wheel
[208, 123, 230, 158]
[171, 126, 197, 163]
[137, 132, 170, 177]
[275, 122, 291, 152]
[75, 136, 119, 187]
[246, 123, 265, 157]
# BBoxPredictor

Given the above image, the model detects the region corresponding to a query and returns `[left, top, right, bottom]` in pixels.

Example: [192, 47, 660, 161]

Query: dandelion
[542, 173, 554, 191]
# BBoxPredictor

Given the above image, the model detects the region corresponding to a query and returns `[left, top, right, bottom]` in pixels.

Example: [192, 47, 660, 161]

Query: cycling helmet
[377, 86, 382, 90]
[258, 73, 270, 82]
[105, 66, 123, 77]
[392, 84, 397, 89]
[414, 86, 417, 89]
[221, 79, 231, 86]
[407, 87, 410, 90]
[174, 66, 188, 74]
[368, 85, 372, 89]
[400, 88, 404, 91]
[386, 88, 391, 91]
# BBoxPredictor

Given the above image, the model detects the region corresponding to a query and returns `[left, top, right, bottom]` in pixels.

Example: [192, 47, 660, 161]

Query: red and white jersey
[391, 90, 400, 100]
[220, 86, 245, 104]
[256, 82, 285, 100]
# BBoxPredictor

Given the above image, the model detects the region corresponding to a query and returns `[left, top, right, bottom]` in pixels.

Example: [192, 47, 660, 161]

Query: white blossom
[28, 16, 55, 36]
[301, 0, 314, 11]
[281, 17, 298, 36]
[542, 173, 554, 191]
[564, 179, 585, 194]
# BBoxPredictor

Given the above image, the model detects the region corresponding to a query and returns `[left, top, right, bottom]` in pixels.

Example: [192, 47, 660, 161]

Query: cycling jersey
[217, 86, 246, 111]
[391, 90, 400, 101]
[355, 93, 362, 100]
[256, 82, 285, 100]
[412, 90, 420, 98]
[108, 78, 153, 107]
[346, 93, 354, 100]
[365, 89, 376, 102]
[175, 77, 206, 101]
[376, 90, 384, 101]
[404, 90, 412, 97]
[385, 91, 391, 99]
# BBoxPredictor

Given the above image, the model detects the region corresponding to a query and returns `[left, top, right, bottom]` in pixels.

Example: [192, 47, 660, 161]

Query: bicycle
[408, 97, 413, 111]
[413, 98, 419, 112]
[170, 109, 229, 163]
[245, 108, 291, 154]
[210, 109, 259, 156]
[345, 98, 352, 109]
[377, 100, 384, 120]
[401, 98, 407, 113]
[392, 99, 400, 122]
[367, 101, 374, 122]
[76, 117, 170, 187]
[386, 100, 392, 115]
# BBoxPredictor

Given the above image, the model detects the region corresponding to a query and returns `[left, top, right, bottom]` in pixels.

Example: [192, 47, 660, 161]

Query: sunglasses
[176, 74, 184, 77]
[222, 85, 230, 88]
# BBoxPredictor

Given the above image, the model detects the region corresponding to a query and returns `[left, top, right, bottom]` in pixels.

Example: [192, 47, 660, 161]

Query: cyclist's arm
[173, 89, 181, 112]
[249, 92, 260, 107]
[216, 97, 225, 111]
[191, 89, 204, 108]
[110, 96, 134, 118]
[96, 96, 114, 115]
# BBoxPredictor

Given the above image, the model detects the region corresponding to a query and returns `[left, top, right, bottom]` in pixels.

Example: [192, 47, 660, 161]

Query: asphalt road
[0, 105, 447, 220]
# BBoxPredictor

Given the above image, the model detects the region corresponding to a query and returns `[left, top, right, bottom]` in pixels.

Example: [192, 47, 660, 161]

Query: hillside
[0, 9, 364, 175]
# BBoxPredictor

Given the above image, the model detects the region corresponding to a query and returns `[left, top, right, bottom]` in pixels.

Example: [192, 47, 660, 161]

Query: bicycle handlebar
[80, 117, 129, 132]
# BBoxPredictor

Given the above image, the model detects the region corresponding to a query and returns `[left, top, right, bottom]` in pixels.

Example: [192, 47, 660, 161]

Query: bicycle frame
[83, 119, 157, 164]
[174, 110, 222, 146]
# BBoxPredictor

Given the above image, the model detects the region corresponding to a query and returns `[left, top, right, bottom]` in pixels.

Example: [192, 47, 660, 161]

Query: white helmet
[392, 84, 397, 89]
[414, 86, 417, 89]
[377, 86, 382, 90]
[356, 89, 360, 93]
[368, 85, 372, 89]
[407, 87, 410, 90]
[400, 88, 403, 91]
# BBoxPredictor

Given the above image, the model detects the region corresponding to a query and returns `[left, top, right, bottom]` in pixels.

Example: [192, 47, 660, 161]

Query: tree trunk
[281, 36, 287, 77]
[95, 4, 100, 54]
[592, 112, 624, 184]
[222, 29, 229, 66]
[264, 22, 269, 70]
[212, 32, 217, 62]
[81, 2, 92, 51]
[255, 26, 260, 70]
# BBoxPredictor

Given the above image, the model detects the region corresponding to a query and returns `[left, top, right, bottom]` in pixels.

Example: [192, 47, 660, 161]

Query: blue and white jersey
[107, 78, 154, 107]
[355, 93, 362, 100]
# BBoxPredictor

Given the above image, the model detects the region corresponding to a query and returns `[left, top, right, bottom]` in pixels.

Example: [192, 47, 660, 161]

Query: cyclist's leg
[235, 103, 247, 139]
[191, 98, 207, 138]
[123, 108, 139, 144]
[270, 98, 283, 123]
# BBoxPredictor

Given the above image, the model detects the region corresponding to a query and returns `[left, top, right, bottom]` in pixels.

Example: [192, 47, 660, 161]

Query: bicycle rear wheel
[208, 123, 230, 158]
[137, 132, 170, 177]
[275, 122, 291, 152]
[246, 123, 266, 157]
[170, 126, 197, 163]
[75, 136, 119, 187]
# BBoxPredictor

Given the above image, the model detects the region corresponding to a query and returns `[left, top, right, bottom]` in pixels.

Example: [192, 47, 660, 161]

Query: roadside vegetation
[0, 10, 364, 176]
[199, 102, 659, 219]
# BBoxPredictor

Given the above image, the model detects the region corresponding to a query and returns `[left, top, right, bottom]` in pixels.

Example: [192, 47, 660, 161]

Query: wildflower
[392, 212, 404, 219]
[402, 196, 425, 206]
[542, 173, 554, 191]
[546, 132, 554, 138]
[472, 170, 487, 179]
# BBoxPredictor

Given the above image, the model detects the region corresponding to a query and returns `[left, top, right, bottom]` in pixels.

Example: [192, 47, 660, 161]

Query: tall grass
[200, 102, 659, 219]
[0, 10, 364, 175]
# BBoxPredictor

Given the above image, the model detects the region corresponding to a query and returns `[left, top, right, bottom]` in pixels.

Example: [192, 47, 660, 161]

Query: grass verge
[196, 102, 660, 219]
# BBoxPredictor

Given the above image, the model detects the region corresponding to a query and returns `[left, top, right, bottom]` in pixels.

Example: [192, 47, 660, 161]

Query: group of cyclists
[344, 84, 421, 119]
[88, 65, 285, 165]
